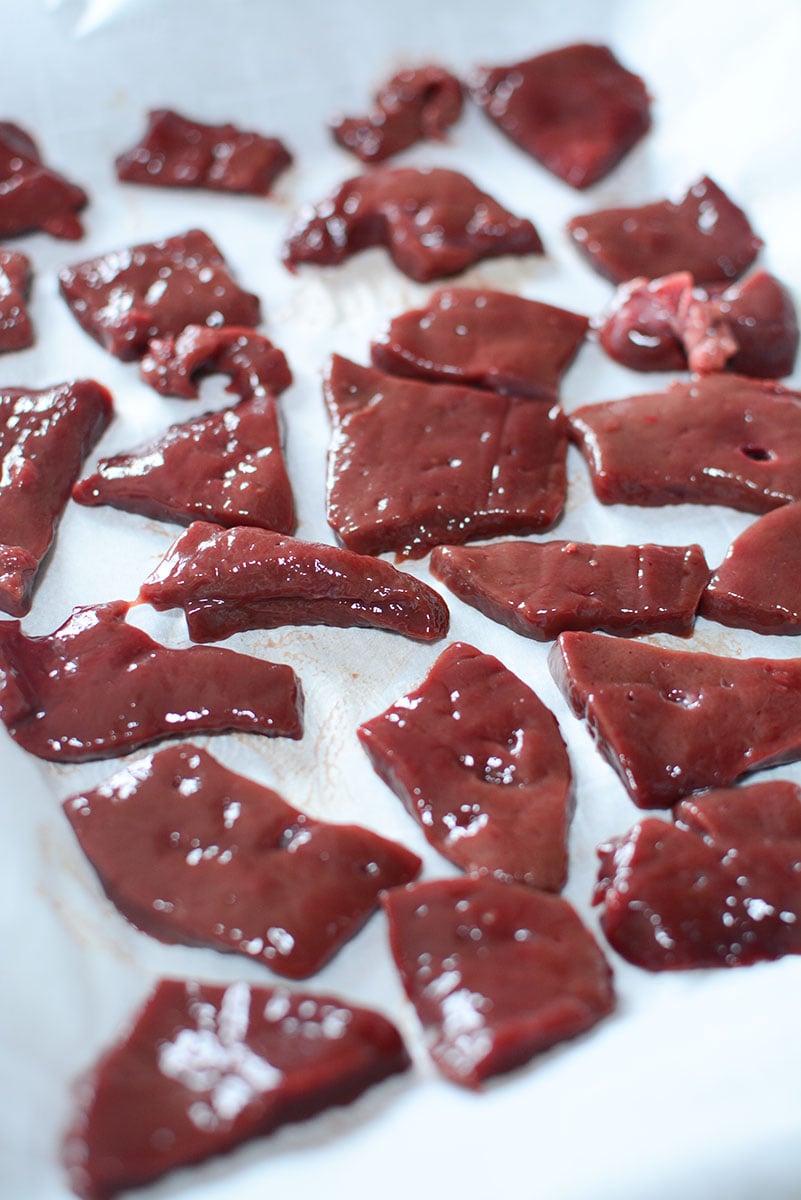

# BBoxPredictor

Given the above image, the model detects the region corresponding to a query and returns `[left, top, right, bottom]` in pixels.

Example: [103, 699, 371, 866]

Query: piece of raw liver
[570, 374, 801, 514]
[116, 109, 292, 194]
[384, 875, 614, 1087]
[64, 743, 421, 978]
[549, 630, 801, 808]
[63, 978, 410, 1200]
[371, 287, 588, 400]
[324, 356, 568, 559]
[0, 379, 113, 617]
[358, 641, 573, 890]
[700, 502, 801, 635]
[567, 176, 762, 285]
[283, 166, 543, 283]
[431, 540, 710, 641]
[59, 230, 261, 361]
[594, 781, 801, 969]
[0, 121, 88, 239]
[0, 601, 302, 763]
[470, 43, 651, 189]
[140, 521, 450, 642]
[139, 325, 292, 400]
[0, 249, 33, 352]
[73, 395, 295, 534]
[331, 66, 463, 162]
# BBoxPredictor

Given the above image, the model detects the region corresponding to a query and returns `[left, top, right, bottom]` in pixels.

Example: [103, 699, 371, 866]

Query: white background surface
[2, 1, 801, 1198]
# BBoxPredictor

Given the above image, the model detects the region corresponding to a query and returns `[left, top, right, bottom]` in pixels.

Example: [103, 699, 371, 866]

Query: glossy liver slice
[0, 601, 302, 762]
[284, 167, 543, 283]
[139, 325, 292, 400]
[384, 876, 614, 1087]
[64, 978, 410, 1200]
[568, 176, 762, 284]
[64, 743, 421, 977]
[371, 287, 588, 400]
[59, 229, 261, 361]
[0, 121, 87, 239]
[431, 540, 710, 641]
[0, 380, 112, 617]
[331, 66, 463, 162]
[570, 374, 801, 514]
[470, 43, 651, 189]
[549, 630, 801, 808]
[325, 356, 568, 558]
[73, 395, 295, 534]
[0, 249, 33, 352]
[140, 521, 449, 642]
[116, 109, 292, 194]
[359, 641, 573, 890]
[595, 782, 801, 969]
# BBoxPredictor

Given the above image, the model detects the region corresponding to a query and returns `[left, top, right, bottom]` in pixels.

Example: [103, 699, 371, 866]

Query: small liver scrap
[570, 374, 801, 514]
[431, 540, 710, 641]
[0, 249, 33, 352]
[283, 166, 543, 283]
[384, 876, 614, 1087]
[140, 325, 292, 400]
[116, 109, 292, 194]
[371, 287, 588, 400]
[331, 65, 463, 162]
[549, 630, 801, 808]
[140, 521, 450, 643]
[59, 229, 261, 361]
[470, 43, 651, 189]
[0, 601, 302, 762]
[64, 743, 421, 978]
[595, 781, 801, 970]
[63, 978, 410, 1200]
[358, 641, 573, 890]
[567, 176, 762, 285]
[0, 121, 87, 239]
[325, 356, 568, 559]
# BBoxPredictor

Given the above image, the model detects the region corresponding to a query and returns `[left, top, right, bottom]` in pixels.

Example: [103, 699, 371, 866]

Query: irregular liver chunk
[139, 325, 292, 400]
[567, 176, 762, 284]
[549, 630, 801, 808]
[283, 166, 543, 283]
[371, 287, 588, 400]
[59, 229, 261, 361]
[570, 374, 801, 514]
[359, 641, 573, 890]
[0, 121, 87, 240]
[331, 66, 463, 162]
[64, 743, 420, 978]
[431, 540, 710, 641]
[325, 356, 568, 558]
[384, 876, 614, 1087]
[63, 978, 410, 1200]
[0, 249, 33, 352]
[140, 521, 449, 642]
[0, 601, 302, 762]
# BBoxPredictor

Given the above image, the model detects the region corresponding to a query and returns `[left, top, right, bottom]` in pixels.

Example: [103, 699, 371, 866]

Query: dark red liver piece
[0, 380, 112, 617]
[598, 270, 799, 377]
[371, 287, 588, 400]
[0, 249, 33, 352]
[595, 782, 801, 969]
[116, 109, 292, 194]
[64, 743, 421, 977]
[140, 521, 449, 643]
[470, 43, 651, 189]
[331, 66, 463, 163]
[59, 230, 261, 361]
[139, 325, 292, 400]
[567, 176, 762, 285]
[63, 978, 410, 1200]
[73, 395, 295, 533]
[431, 540, 710, 641]
[549, 630, 801, 808]
[384, 876, 614, 1087]
[358, 642, 573, 890]
[0, 121, 87, 240]
[325, 356, 568, 559]
[283, 167, 543, 283]
[570, 374, 801, 514]
[0, 601, 302, 762]
[700, 502, 801, 635]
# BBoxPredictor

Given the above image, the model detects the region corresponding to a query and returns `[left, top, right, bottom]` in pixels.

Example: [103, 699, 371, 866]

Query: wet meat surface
[0, 121, 88, 239]
[331, 65, 463, 162]
[0, 249, 33, 352]
[139, 325, 292, 400]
